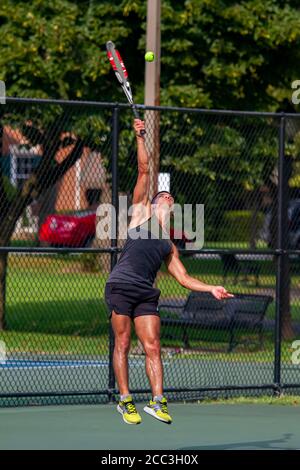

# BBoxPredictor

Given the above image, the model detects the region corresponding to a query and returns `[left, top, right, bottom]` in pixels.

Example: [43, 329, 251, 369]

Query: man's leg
[134, 315, 163, 397]
[111, 311, 131, 395]
[134, 314, 172, 423]
[111, 311, 142, 424]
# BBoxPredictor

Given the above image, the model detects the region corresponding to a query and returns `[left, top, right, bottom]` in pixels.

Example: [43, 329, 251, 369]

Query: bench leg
[182, 325, 190, 349]
[258, 323, 264, 349]
[228, 323, 236, 352]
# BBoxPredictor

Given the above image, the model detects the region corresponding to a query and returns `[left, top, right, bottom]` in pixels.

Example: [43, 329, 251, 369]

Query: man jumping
[105, 119, 233, 425]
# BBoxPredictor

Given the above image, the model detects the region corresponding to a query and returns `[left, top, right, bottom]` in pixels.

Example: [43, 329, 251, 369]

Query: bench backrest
[183, 292, 273, 320]
[182, 292, 224, 319]
[224, 293, 273, 322]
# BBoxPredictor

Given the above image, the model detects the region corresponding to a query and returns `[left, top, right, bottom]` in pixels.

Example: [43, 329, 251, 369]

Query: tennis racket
[106, 40, 145, 135]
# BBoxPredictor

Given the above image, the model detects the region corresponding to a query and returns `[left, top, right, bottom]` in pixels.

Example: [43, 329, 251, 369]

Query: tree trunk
[269, 166, 294, 340]
[250, 190, 259, 249]
[37, 183, 59, 235]
[0, 131, 85, 330]
[0, 115, 7, 331]
[281, 260, 294, 340]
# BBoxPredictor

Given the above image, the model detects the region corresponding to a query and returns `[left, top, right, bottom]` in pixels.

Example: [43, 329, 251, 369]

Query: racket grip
[132, 106, 146, 136]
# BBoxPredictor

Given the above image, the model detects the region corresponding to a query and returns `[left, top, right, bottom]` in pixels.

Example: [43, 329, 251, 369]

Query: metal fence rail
[0, 97, 300, 406]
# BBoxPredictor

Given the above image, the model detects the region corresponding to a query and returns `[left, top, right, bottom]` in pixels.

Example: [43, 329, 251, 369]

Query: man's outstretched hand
[211, 286, 234, 300]
[134, 119, 145, 138]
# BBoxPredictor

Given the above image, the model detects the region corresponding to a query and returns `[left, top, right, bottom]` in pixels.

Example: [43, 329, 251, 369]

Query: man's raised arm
[132, 119, 150, 207]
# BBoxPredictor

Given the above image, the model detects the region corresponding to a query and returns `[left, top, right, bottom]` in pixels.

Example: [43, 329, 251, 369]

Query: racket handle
[132, 105, 146, 136]
[132, 105, 140, 119]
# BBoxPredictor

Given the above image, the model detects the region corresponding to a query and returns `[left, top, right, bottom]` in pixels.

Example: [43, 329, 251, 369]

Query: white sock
[153, 395, 164, 402]
[120, 394, 131, 401]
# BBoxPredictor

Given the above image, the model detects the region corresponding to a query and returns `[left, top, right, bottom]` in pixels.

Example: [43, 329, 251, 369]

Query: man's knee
[143, 337, 161, 357]
[114, 333, 131, 354]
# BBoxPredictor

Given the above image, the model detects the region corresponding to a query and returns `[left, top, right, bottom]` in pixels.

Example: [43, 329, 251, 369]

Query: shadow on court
[0, 403, 299, 450]
[179, 433, 295, 450]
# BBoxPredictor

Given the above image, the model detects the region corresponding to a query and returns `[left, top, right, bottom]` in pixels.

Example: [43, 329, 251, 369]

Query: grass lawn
[203, 241, 256, 249]
[159, 256, 300, 321]
[0, 253, 299, 360]
[0, 330, 106, 356]
[199, 395, 300, 406]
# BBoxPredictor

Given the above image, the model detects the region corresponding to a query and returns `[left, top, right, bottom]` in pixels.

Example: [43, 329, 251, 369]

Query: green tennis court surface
[0, 403, 299, 450]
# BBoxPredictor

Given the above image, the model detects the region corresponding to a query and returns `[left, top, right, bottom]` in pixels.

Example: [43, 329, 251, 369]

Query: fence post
[108, 106, 119, 402]
[0, 107, 7, 331]
[274, 114, 287, 395]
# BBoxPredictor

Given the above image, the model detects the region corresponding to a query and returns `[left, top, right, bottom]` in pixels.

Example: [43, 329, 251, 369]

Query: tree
[0, 108, 87, 328]
[157, 0, 300, 111]
[2, 1, 300, 109]
[0, 0, 133, 329]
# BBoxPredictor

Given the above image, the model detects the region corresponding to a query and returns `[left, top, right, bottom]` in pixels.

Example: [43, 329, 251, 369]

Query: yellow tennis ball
[145, 51, 155, 62]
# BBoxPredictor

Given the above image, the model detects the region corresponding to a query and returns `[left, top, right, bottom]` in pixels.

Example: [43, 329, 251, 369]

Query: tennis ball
[145, 51, 155, 62]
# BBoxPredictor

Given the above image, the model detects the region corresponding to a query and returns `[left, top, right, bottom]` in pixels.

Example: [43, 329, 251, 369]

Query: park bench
[159, 292, 273, 352]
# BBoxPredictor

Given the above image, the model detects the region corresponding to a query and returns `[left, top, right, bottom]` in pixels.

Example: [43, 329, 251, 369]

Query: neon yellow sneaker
[117, 396, 142, 425]
[143, 396, 172, 424]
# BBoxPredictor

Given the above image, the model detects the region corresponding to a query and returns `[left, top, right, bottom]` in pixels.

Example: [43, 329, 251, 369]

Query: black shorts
[105, 282, 161, 319]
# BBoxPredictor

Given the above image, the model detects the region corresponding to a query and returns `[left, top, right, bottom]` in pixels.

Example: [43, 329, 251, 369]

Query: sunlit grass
[1, 253, 299, 357]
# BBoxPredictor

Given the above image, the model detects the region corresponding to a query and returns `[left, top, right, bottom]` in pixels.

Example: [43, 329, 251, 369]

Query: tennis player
[105, 119, 233, 425]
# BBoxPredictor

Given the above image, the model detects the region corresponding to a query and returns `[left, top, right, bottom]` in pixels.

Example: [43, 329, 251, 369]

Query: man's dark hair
[151, 191, 173, 205]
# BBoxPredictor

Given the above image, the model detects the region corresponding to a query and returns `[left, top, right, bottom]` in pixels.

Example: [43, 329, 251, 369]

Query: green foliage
[1, 0, 300, 110]
[158, 0, 300, 111]
[154, 111, 279, 243]
[1, 0, 300, 241]
[221, 210, 264, 242]
[2, 175, 17, 201]
[78, 253, 102, 273]
[0, 0, 144, 101]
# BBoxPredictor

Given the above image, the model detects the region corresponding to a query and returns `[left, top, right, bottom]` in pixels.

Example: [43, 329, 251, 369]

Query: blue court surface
[0, 359, 110, 369]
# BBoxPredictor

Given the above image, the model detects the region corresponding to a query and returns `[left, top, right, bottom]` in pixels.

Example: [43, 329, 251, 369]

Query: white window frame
[9, 144, 38, 188]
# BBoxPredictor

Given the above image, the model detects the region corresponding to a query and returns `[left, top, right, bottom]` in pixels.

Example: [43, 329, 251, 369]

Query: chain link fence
[0, 98, 299, 406]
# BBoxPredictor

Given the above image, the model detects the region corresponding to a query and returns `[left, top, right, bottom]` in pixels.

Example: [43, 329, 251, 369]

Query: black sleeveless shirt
[107, 216, 172, 287]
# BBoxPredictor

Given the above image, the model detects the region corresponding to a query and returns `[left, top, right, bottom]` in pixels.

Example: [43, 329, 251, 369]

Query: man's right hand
[211, 286, 234, 300]
[134, 119, 145, 138]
